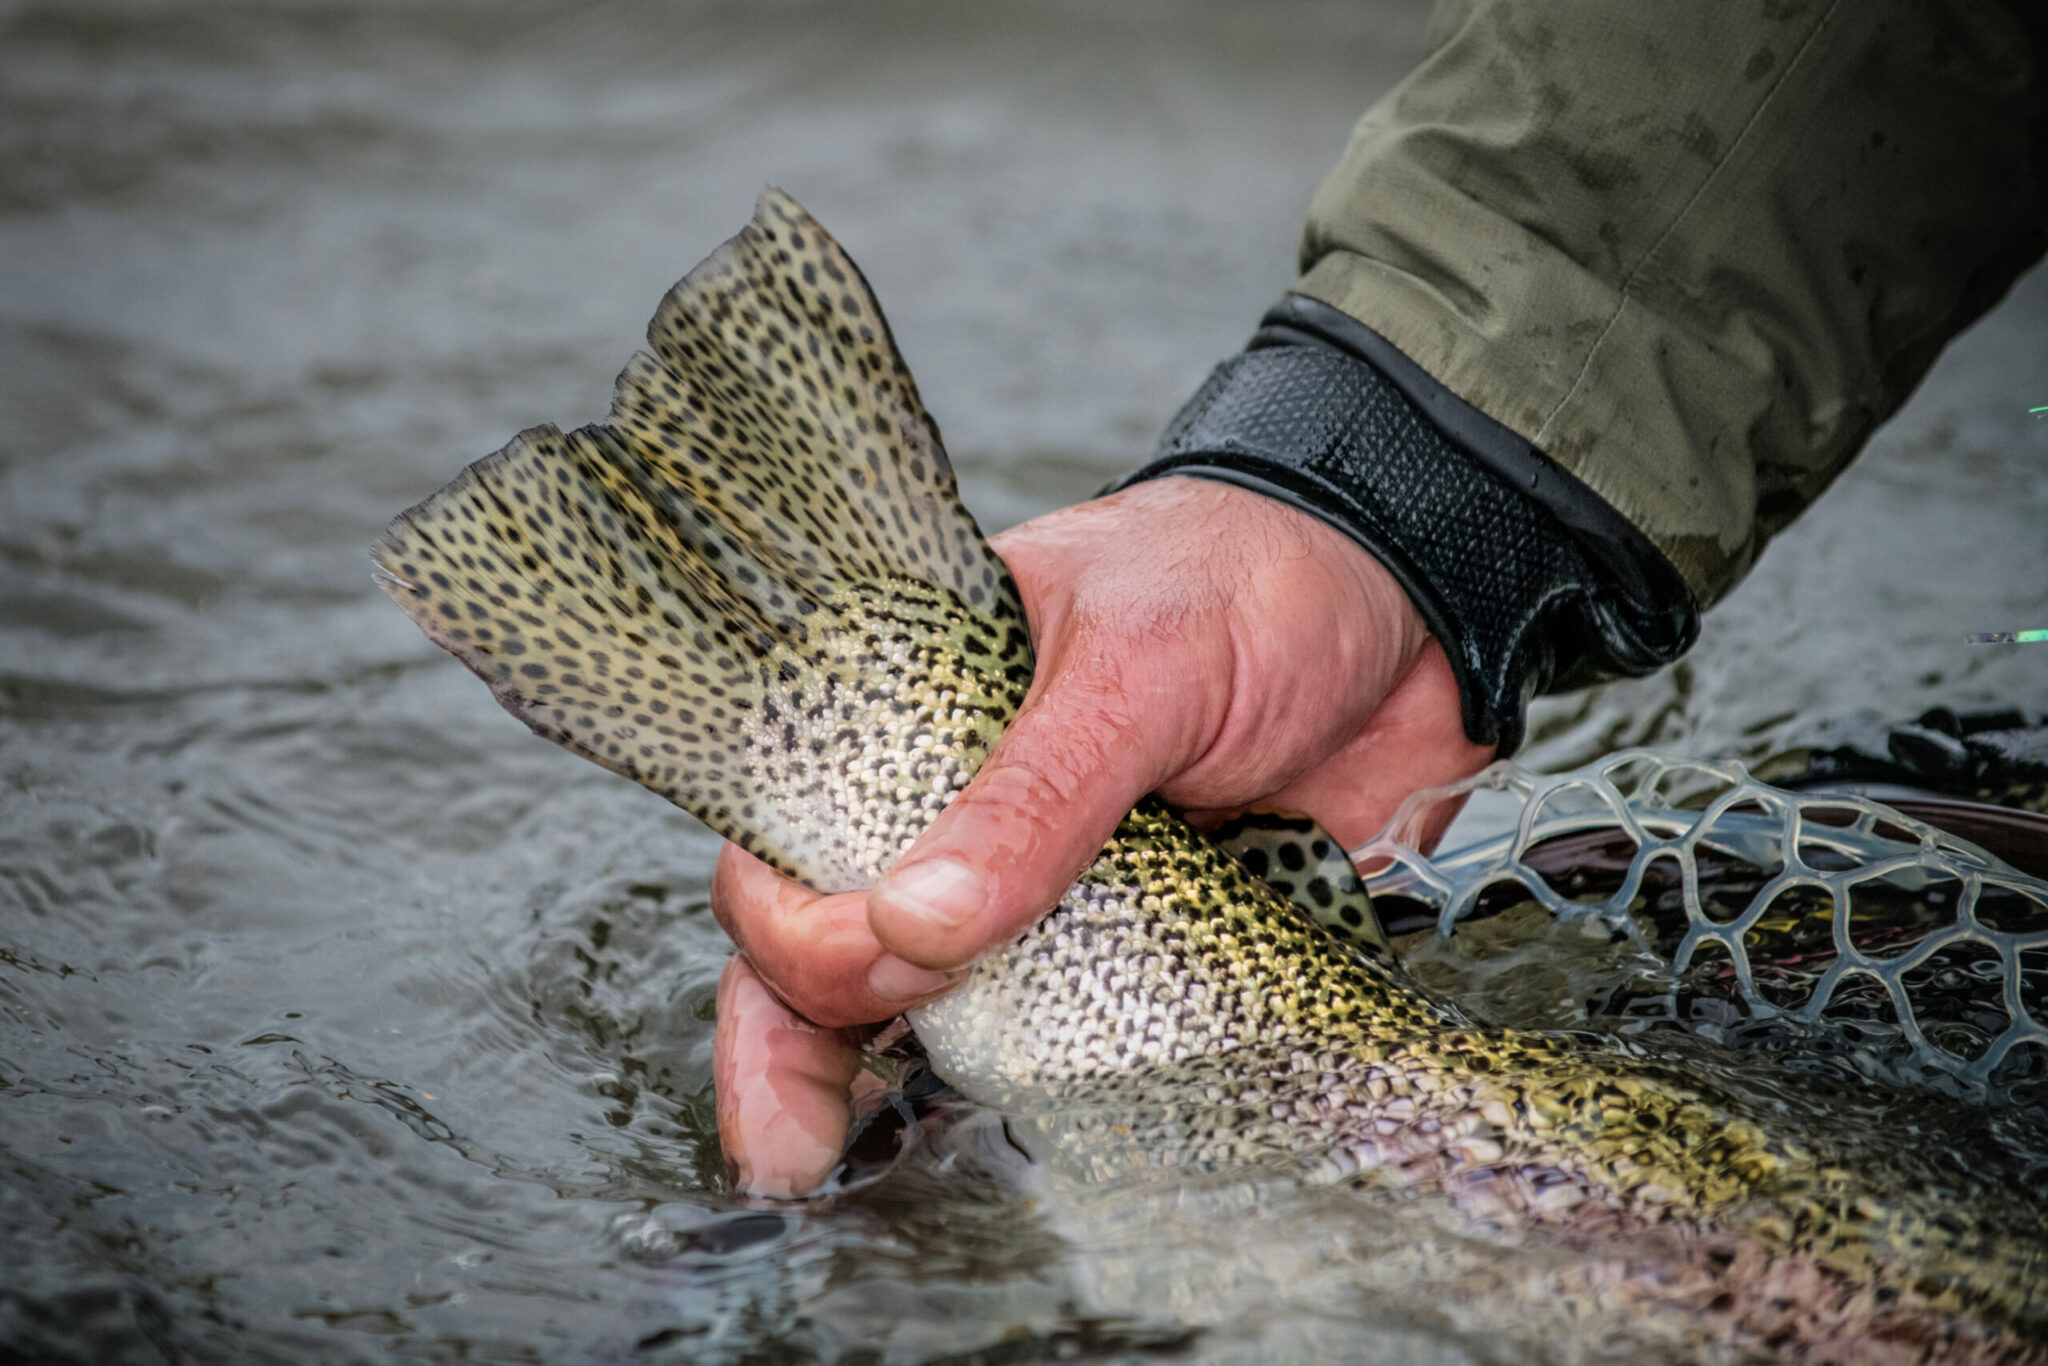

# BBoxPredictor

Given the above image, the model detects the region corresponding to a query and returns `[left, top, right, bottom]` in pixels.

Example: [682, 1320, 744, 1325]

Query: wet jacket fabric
[1300, 0, 2048, 604]
[1123, 0, 2046, 752]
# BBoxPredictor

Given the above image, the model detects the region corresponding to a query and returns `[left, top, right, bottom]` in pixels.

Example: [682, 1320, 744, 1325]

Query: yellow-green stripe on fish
[375, 191, 2045, 1361]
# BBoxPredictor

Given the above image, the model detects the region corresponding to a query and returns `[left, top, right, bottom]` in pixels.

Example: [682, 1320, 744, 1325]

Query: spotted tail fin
[373, 190, 1033, 889]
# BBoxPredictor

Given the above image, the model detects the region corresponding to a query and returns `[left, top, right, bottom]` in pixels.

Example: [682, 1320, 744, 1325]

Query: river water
[2, 2, 2045, 1362]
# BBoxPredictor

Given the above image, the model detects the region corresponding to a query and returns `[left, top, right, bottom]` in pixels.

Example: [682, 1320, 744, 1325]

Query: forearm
[1122, 0, 2047, 752]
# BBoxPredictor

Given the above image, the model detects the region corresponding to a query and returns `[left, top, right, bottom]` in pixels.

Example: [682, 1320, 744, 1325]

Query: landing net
[1355, 749, 2048, 1089]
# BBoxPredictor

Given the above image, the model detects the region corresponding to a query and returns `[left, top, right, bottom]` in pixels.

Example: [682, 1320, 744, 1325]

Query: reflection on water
[1, 1, 2044, 1361]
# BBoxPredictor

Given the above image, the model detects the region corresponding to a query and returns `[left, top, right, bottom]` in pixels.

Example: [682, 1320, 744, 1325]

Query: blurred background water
[0, 1, 2043, 1362]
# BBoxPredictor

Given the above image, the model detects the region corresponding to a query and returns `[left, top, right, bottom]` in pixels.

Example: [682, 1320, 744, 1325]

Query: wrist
[1110, 303, 1699, 754]
[1123, 475, 1431, 708]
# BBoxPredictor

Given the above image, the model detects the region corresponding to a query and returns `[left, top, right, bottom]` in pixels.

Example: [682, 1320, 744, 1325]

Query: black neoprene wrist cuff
[1109, 297, 1698, 755]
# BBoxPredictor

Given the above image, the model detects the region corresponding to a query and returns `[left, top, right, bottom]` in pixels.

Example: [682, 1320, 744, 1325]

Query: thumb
[865, 647, 1207, 972]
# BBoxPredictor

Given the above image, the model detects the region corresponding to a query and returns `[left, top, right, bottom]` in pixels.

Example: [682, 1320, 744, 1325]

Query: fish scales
[376, 190, 2047, 1361]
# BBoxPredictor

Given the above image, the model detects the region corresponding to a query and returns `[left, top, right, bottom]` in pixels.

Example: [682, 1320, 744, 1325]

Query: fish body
[376, 192, 2045, 1361]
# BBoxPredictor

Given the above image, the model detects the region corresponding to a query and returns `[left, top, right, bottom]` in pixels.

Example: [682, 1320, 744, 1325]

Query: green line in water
[1964, 629, 2048, 644]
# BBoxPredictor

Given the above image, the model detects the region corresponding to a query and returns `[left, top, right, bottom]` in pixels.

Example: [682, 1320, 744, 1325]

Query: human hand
[710, 477, 1494, 1195]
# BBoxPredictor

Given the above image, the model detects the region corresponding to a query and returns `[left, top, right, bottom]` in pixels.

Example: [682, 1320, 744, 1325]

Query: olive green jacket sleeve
[1296, 0, 2048, 605]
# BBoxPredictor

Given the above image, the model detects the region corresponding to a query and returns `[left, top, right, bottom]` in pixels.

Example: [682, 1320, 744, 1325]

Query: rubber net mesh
[1353, 749, 2048, 1091]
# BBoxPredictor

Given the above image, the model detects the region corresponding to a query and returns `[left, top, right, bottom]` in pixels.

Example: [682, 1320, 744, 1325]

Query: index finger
[712, 843, 961, 1028]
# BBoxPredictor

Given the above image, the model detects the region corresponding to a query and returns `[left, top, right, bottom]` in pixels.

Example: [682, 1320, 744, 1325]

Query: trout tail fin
[373, 190, 1031, 887]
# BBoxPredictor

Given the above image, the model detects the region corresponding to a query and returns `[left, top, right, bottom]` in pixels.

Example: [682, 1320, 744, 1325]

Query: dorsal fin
[372, 190, 1032, 889]
[1210, 812, 1390, 956]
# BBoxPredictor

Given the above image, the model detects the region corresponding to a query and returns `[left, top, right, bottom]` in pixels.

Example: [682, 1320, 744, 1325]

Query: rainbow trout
[376, 192, 2044, 1362]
